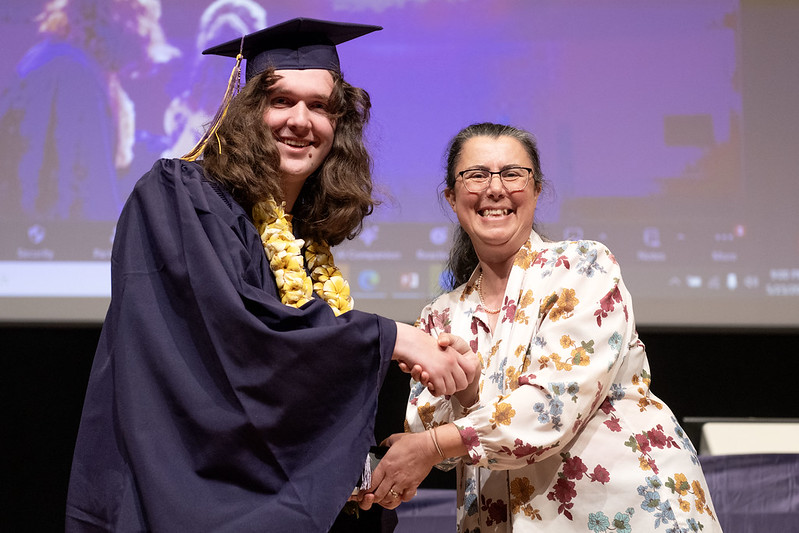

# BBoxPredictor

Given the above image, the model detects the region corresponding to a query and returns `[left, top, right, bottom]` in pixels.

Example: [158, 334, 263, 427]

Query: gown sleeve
[66, 159, 396, 532]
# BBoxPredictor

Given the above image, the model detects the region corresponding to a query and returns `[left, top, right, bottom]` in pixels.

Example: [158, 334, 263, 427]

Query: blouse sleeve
[455, 242, 636, 470]
[405, 300, 482, 470]
[405, 304, 453, 424]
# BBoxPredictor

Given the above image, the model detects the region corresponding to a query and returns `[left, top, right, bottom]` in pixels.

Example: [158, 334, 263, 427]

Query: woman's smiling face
[446, 135, 540, 264]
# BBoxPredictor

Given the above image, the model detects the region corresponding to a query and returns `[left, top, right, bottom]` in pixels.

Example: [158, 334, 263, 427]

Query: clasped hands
[354, 329, 480, 510]
[392, 323, 480, 397]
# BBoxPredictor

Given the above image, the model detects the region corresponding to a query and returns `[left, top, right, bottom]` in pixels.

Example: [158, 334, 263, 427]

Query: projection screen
[1, 0, 797, 328]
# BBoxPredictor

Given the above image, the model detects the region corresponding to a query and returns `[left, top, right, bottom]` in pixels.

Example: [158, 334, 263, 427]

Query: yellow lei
[252, 199, 353, 316]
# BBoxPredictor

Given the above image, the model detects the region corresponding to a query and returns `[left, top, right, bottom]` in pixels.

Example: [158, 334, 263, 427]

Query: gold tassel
[182, 39, 245, 161]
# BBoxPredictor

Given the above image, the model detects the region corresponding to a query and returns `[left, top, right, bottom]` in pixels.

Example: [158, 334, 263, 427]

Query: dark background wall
[2, 325, 798, 531]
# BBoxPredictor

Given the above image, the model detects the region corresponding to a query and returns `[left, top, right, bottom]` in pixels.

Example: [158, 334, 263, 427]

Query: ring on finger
[388, 489, 400, 499]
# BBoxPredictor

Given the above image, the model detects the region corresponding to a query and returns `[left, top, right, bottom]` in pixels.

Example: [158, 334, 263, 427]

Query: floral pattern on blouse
[406, 231, 722, 532]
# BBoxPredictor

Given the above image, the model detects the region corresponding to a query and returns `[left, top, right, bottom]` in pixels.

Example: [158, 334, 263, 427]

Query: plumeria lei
[252, 199, 353, 316]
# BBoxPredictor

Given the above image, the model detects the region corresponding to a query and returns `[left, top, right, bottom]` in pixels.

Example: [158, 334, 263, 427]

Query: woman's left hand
[357, 432, 439, 510]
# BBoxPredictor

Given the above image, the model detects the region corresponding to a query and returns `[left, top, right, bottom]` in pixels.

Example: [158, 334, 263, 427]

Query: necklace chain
[477, 272, 502, 314]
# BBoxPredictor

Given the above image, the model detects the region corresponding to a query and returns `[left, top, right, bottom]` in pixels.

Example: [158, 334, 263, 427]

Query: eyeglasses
[456, 167, 532, 193]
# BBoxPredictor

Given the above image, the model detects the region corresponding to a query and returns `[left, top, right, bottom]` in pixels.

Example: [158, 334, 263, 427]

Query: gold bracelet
[430, 426, 446, 461]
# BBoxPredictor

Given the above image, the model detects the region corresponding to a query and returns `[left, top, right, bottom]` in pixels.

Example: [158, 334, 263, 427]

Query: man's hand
[396, 329, 480, 397]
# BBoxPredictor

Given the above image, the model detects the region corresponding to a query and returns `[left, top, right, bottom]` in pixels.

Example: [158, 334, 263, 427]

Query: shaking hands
[392, 323, 480, 397]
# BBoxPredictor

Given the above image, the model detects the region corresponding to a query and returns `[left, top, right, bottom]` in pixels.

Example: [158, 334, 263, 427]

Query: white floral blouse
[406, 231, 722, 533]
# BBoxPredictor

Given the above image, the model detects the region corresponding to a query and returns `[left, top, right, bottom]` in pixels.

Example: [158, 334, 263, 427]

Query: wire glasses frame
[456, 166, 533, 192]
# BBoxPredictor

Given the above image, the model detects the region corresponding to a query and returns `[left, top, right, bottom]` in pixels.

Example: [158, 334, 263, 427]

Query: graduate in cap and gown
[66, 18, 479, 532]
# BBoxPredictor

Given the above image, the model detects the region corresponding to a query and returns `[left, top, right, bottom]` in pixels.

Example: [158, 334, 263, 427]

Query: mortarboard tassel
[181, 38, 244, 161]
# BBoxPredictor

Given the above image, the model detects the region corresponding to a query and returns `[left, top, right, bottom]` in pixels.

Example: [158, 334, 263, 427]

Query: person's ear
[444, 188, 456, 211]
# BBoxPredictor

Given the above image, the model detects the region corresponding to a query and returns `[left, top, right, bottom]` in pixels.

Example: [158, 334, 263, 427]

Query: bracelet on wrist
[429, 426, 446, 461]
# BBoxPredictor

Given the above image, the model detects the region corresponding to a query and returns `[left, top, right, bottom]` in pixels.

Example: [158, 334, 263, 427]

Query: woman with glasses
[366, 123, 722, 532]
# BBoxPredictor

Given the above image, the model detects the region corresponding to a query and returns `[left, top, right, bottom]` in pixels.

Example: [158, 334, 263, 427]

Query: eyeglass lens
[460, 168, 530, 192]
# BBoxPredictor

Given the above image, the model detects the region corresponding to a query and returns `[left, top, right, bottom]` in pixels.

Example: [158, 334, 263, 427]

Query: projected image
[0, 0, 797, 326]
[0, 0, 177, 222]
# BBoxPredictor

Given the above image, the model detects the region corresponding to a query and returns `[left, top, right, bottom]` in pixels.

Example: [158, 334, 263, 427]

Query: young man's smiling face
[263, 69, 336, 198]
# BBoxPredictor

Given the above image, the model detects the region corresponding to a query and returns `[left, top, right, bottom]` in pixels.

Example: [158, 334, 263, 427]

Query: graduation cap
[182, 18, 380, 162]
[202, 17, 382, 81]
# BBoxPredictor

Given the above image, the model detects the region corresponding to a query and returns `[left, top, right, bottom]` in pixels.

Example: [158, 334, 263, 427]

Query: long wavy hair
[201, 67, 376, 246]
[442, 122, 546, 290]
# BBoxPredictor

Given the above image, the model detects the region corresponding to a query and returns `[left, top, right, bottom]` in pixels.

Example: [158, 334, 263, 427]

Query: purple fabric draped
[699, 454, 799, 532]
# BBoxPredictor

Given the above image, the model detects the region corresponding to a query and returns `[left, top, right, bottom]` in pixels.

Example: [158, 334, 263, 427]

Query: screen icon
[686, 275, 702, 288]
[358, 269, 380, 290]
[27, 224, 46, 245]
[400, 272, 420, 289]
[643, 227, 661, 248]
[429, 226, 449, 246]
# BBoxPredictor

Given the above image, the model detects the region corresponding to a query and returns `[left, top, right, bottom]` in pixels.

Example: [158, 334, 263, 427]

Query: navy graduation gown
[66, 159, 396, 532]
